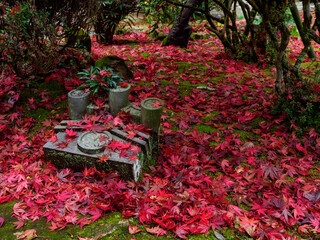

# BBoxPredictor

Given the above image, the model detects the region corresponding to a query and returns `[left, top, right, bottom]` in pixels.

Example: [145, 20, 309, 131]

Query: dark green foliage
[0, 2, 59, 76]
[78, 66, 123, 95]
[57, 48, 94, 71]
[94, 0, 137, 44]
[272, 81, 320, 129]
[139, 0, 180, 34]
[66, 29, 92, 52]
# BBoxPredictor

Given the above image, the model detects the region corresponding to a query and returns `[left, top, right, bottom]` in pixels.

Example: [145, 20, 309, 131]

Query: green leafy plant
[58, 48, 94, 71]
[94, 0, 137, 44]
[272, 79, 320, 130]
[0, 2, 60, 77]
[78, 66, 123, 95]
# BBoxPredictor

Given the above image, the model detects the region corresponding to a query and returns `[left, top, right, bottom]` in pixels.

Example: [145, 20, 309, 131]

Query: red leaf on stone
[65, 128, 77, 137]
[57, 141, 68, 149]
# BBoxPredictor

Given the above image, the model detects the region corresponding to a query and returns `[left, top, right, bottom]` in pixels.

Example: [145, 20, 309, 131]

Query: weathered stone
[141, 98, 163, 133]
[94, 55, 134, 80]
[109, 85, 131, 117]
[43, 131, 143, 182]
[68, 90, 90, 120]
[77, 131, 112, 154]
[44, 120, 155, 181]
[122, 104, 141, 124]
[86, 103, 110, 115]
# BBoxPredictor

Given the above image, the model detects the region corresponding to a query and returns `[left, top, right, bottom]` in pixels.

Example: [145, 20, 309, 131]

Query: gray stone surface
[94, 55, 134, 80]
[122, 104, 141, 124]
[77, 131, 112, 154]
[141, 98, 163, 133]
[68, 90, 90, 120]
[44, 121, 145, 182]
[86, 103, 110, 115]
[109, 85, 131, 117]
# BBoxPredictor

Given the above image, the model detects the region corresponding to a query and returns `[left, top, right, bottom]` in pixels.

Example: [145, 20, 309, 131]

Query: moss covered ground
[3, 19, 320, 240]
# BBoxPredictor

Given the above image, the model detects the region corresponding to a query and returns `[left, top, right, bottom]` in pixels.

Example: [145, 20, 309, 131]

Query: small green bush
[272, 80, 320, 130]
[0, 2, 59, 76]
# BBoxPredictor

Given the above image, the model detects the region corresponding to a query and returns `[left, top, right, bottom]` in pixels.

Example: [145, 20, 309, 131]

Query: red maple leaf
[98, 154, 109, 163]
[130, 145, 141, 153]
[113, 116, 123, 126]
[262, 164, 280, 180]
[49, 134, 57, 143]
[65, 128, 77, 137]
[129, 225, 142, 234]
[126, 130, 136, 139]
[175, 225, 188, 239]
[151, 100, 163, 108]
[93, 98, 105, 108]
[42, 119, 52, 127]
[145, 226, 167, 237]
[108, 140, 121, 151]
[57, 141, 68, 149]
[117, 141, 131, 150]
[17, 229, 37, 240]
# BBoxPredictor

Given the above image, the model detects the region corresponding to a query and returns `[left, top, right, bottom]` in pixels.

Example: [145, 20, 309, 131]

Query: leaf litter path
[1, 29, 320, 239]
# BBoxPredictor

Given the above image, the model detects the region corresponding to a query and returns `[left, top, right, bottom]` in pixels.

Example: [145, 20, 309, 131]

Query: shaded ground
[1, 21, 320, 240]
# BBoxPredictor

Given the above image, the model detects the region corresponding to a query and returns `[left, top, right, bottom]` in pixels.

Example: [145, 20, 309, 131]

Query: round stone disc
[77, 131, 112, 154]
[141, 98, 163, 110]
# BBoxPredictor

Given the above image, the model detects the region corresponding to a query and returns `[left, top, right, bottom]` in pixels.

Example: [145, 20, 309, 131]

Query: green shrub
[272, 80, 320, 130]
[66, 28, 92, 52]
[94, 0, 137, 44]
[0, 2, 59, 76]
[78, 66, 123, 96]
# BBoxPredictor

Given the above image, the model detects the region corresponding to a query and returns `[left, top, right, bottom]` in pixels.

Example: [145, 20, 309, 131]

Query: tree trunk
[164, 0, 203, 48]
[290, 1, 316, 59]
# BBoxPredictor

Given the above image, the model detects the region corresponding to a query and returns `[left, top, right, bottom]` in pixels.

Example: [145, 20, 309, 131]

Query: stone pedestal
[68, 89, 90, 120]
[141, 98, 163, 133]
[122, 104, 142, 124]
[109, 85, 131, 117]
[43, 120, 151, 182]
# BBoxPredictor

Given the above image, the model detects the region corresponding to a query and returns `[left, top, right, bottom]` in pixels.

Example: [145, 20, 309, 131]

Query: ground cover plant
[2, 8, 320, 240]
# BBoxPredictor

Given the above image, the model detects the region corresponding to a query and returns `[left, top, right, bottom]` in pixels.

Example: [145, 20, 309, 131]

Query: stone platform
[43, 120, 151, 182]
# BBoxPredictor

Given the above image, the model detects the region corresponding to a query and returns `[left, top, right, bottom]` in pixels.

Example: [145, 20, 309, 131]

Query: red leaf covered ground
[1, 23, 320, 239]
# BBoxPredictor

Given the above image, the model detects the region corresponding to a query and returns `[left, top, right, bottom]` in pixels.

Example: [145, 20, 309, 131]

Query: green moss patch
[233, 129, 256, 142]
[195, 124, 216, 134]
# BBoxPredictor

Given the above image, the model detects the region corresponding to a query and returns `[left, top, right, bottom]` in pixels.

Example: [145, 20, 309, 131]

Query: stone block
[122, 104, 141, 124]
[86, 103, 110, 115]
[43, 122, 145, 182]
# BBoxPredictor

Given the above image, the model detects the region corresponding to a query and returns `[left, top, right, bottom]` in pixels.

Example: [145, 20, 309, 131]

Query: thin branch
[165, 0, 233, 29]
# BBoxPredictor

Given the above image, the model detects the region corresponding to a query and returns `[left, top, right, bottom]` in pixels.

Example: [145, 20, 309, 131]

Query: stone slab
[121, 104, 141, 124]
[43, 131, 143, 182]
[86, 103, 110, 115]
[54, 121, 151, 156]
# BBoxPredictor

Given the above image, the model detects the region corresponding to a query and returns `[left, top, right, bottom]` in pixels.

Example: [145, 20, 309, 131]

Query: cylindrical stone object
[68, 89, 90, 120]
[141, 98, 163, 133]
[109, 84, 131, 117]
